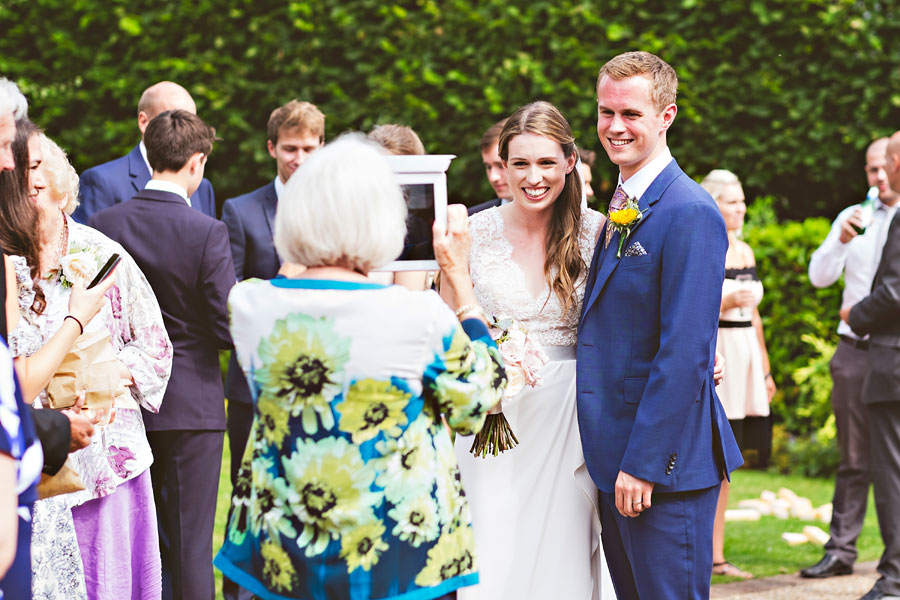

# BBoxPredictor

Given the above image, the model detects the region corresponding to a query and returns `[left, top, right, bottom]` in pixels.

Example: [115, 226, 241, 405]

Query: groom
[577, 51, 743, 598]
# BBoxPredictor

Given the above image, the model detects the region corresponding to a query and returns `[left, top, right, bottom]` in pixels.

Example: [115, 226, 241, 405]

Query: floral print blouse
[8, 217, 172, 503]
[214, 278, 505, 600]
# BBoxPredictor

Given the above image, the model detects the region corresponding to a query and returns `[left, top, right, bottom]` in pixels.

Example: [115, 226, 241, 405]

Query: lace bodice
[468, 207, 604, 347]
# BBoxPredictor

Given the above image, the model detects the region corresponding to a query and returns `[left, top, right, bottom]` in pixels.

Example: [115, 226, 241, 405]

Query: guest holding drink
[5, 121, 172, 599]
[701, 169, 775, 579]
[214, 136, 505, 600]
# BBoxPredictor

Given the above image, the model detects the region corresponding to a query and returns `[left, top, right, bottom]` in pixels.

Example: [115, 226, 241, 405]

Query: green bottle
[852, 186, 878, 235]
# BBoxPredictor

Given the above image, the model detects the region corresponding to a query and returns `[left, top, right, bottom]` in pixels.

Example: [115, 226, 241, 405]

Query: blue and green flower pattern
[215, 279, 505, 600]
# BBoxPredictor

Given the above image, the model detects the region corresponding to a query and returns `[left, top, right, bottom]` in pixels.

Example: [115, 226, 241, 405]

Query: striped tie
[605, 185, 628, 249]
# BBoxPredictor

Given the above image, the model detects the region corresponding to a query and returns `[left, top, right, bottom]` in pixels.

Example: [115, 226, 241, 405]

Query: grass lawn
[713, 468, 883, 584]
[210, 446, 884, 595]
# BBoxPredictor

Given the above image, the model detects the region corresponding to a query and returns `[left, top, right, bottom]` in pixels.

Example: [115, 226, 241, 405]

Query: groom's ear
[659, 103, 677, 133]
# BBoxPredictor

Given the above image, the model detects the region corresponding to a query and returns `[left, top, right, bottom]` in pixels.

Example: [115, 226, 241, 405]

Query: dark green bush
[1, 0, 898, 217]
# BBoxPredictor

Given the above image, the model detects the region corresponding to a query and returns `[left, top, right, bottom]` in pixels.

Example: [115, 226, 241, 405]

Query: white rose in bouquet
[503, 365, 526, 399]
[499, 337, 525, 367]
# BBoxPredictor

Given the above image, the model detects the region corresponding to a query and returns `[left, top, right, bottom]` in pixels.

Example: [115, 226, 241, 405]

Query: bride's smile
[504, 132, 574, 211]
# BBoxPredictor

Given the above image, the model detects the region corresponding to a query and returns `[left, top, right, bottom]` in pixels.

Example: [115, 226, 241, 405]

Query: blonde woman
[701, 169, 776, 579]
[8, 124, 172, 599]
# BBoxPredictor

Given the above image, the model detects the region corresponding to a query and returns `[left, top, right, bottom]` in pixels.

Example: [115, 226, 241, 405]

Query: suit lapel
[262, 181, 277, 238]
[579, 159, 684, 325]
[127, 144, 150, 194]
[262, 181, 282, 266]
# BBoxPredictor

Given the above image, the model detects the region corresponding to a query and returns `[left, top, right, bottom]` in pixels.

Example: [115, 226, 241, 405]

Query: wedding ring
[633, 500, 643, 506]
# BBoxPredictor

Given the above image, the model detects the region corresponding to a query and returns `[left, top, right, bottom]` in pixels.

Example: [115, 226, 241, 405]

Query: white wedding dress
[455, 206, 616, 600]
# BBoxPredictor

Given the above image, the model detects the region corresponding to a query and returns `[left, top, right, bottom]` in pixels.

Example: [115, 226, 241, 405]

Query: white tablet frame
[375, 154, 455, 272]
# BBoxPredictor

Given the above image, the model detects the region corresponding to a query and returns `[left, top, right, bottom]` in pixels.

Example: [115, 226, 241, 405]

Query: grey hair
[274, 134, 407, 273]
[0, 77, 27, 119]
[700, 169, 741, 202]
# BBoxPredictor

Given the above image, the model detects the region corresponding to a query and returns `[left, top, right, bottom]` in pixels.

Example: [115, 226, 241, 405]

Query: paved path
[710, 561, 878, 599]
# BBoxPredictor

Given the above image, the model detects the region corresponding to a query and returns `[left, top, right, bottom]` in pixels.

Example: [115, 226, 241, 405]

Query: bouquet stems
[469, 412, 519, 458]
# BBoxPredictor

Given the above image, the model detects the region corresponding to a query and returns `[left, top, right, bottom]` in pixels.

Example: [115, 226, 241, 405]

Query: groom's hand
[615, 470, 654, 518]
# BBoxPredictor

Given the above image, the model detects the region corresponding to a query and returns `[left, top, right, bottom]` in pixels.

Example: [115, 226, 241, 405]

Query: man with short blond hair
[75, 81, 216, 222]
[577, 51, 741, 598]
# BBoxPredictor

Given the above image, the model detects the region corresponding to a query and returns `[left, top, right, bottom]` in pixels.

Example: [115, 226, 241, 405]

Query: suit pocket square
[624, 241, 648, 257]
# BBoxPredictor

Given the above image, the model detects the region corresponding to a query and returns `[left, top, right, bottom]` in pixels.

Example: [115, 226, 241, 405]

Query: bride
[449, 101, 616, 599]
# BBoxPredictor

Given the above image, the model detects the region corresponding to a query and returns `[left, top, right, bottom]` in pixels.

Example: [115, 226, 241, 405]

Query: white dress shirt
[144, 179, 192, 207]
[274, 176, 285, 204]
[808, 198, 899, 338]
[618, 146, 673, 201]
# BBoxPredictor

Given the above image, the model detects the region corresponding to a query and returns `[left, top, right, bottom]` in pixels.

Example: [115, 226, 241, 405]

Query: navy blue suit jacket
[467, 198, 503, 216]
[74, 144, 216, 222]
[88, 189, 235, 431]
[220, 181, 281, 405]
[576, 159, 742, 494]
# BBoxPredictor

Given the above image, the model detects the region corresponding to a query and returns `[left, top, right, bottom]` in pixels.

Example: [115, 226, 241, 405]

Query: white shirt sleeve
[808, 207, 855, 288]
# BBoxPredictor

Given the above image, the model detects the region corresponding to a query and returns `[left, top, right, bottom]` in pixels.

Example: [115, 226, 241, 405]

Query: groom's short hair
[597, 51, 677, 113]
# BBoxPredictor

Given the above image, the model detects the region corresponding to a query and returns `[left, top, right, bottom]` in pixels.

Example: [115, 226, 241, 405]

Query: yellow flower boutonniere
[608, 197, 646, 258]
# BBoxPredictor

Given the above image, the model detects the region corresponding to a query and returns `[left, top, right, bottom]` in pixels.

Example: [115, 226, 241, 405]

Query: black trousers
[824, 340, 871, 564]
[868, 402, 900, 596]
[148, 430, 224, 600]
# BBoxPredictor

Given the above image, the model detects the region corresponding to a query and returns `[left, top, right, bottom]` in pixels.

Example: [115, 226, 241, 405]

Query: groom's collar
[618, 146, 673, 201]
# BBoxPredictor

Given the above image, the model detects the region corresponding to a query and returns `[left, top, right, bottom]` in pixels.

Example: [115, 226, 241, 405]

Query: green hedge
[1, 0, 899, 217]
[743, 197, 842, 475]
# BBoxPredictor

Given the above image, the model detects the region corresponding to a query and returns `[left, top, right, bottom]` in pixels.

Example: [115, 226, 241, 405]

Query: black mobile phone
[87, 253, 121, 289]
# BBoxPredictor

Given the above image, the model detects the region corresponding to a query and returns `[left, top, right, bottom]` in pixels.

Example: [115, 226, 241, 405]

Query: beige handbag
[37, 457, 86, 499]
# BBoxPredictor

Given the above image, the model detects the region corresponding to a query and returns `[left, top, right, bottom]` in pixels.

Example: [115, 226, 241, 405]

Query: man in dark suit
[468, 118, 511, 215]
[89, 110, 234, 600]
[74, 81, 216, 222]
[219, 99, 323, 600]
[577, 52, 742, 599]
[844, 129, 900, 600]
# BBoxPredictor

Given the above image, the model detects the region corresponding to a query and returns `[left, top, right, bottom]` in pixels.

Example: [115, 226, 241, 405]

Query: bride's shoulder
[467, 206, 501, 239]
[580, 207, 606, 238]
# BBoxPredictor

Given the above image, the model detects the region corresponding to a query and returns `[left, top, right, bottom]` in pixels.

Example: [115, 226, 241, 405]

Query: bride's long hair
[498, 101, 584, 318]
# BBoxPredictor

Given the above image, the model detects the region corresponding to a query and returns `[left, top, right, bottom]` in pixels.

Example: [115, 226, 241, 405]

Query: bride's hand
[713, 352, 725, 386]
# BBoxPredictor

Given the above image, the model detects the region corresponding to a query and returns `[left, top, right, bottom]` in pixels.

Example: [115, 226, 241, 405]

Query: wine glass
[734, 273, 754, 318]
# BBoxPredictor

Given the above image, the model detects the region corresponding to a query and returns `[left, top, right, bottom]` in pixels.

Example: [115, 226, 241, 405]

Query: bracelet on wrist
[765, 372, 773, 380]
[454, 303, 485, 322]
[64, 314, 84, 335]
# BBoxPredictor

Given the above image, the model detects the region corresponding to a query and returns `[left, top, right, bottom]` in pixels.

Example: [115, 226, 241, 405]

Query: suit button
[665, 467, 672, 475]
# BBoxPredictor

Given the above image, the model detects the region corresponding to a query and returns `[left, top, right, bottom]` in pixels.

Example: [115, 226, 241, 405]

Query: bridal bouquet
[470, 316, 548, 458]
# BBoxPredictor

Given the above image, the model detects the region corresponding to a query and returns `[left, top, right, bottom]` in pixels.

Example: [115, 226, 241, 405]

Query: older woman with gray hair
[6, 124, 172, 599]
[214, 136, 505, 600]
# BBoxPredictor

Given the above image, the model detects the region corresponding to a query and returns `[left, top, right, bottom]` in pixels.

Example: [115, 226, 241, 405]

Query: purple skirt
[71, 469, 161, 600]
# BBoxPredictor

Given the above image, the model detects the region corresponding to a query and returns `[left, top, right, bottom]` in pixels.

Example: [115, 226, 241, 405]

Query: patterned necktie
[605, 185, 628, 249]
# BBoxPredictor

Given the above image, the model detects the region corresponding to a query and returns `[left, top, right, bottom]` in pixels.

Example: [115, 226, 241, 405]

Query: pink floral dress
[9, 216, 172, 599]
